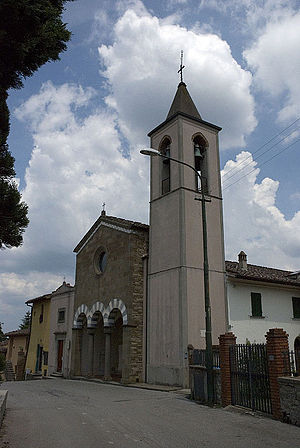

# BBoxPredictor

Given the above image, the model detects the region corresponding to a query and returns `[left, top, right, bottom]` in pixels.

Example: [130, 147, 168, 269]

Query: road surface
[0, 379, 299, 447]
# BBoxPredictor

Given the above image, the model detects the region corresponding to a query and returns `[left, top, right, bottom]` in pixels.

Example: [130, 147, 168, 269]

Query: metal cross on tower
[178, 50, 185, 83]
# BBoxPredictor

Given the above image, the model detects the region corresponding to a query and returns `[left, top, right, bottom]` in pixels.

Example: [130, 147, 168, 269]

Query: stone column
[87, 329, 95, 377]
[70, 329, 81, 377]
[266, 328, 289, 420]
[121, 325, 131, 384]
[104, 327, 112, 381]
[219, 332, 236, 407]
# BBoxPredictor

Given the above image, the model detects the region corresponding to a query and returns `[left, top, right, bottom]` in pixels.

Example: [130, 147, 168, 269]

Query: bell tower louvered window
[193, 135, 208, 193]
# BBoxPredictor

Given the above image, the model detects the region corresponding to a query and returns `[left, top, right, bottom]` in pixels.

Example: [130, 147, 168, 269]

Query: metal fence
[282, 351, 300, 377]
[191, 349, 220, 368]
[230, 343, 272, 414]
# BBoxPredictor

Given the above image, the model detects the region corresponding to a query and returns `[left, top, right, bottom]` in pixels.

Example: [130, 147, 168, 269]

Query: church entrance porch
[72, 300, 132, 383]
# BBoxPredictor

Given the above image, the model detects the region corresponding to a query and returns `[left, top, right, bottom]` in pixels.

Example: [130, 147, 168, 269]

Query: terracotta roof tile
[5, 328, 30, 337]
[226, 261, 300, 287]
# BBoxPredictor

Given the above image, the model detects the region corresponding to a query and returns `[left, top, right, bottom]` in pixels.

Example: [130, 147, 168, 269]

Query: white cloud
[0, 272, 64, 332]
[2, 81, 149, 282]
[99, 9, 257, 150]
[223, 151, 300, 269]
[244, 12, 300, 122]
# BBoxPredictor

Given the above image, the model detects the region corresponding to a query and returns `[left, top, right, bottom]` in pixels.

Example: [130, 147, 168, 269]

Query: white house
[226, 251, 300, 352]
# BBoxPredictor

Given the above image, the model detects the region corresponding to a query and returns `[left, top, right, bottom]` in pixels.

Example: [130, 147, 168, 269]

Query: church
[70, 80, 227, 388]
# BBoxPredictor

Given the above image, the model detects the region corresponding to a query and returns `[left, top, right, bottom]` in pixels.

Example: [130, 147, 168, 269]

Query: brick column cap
[219, 332, 236, 342]
[265, 328, 289, 338]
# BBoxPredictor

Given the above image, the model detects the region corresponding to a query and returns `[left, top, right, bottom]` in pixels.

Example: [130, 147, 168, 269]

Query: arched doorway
[91, 311, 105, 377]
[108, 309, 123, 380]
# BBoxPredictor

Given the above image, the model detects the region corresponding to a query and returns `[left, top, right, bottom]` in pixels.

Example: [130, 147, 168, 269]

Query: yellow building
[25, 293, 51, 376]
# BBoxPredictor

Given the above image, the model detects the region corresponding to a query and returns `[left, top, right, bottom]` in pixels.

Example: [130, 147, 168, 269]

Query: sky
[1, 0, 300, 332]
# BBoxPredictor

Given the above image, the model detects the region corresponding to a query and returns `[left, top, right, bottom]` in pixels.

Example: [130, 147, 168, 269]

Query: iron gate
[229, 344, 272, 414]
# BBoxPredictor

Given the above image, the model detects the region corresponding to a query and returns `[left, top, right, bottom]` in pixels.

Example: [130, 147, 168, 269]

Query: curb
[0, 390, 8, 428]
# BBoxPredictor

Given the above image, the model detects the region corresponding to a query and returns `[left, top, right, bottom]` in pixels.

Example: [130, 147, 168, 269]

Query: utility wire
[222, 117, 300, 181]
[223, 136, 300, 191]
[222, 126, 300, 186]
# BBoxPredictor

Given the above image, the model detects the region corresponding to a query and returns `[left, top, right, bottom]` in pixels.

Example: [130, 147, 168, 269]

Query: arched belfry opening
[160, 137, 171, 195]
[193, 134, 208, 193]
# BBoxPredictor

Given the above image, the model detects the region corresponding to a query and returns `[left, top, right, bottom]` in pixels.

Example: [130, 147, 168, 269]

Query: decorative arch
[73, 304, 89, 329]
[159, 135, 172, 150]
[87, 301, 105, 328]
[191, 132, 209, 148]
[104, 298, 128, 326]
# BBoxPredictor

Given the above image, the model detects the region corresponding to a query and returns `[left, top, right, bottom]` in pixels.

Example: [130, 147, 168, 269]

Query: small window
[58, 308, 66, 323]
[251, 292, 262, 317]
[39, 304, 44, 324]
[99, 251, 107, 273]
[292, 297, 300, 318]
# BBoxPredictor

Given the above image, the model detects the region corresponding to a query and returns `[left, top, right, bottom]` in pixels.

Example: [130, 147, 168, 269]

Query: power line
[223, 136, 300, 192]
[222, 117, 300, 181]
[222, 126, 300, 186]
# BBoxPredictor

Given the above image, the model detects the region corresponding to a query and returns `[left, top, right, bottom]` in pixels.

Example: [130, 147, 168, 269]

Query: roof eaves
[148, 112, 221, 137]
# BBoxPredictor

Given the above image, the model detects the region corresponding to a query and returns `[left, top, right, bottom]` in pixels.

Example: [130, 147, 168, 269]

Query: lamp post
[140, 148, 214, 404]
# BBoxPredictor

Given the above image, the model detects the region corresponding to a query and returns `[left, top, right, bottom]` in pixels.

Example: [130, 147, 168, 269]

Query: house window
[292, 297, 300, 318]
[251, 292, 262, 317]
[160, 138, 171, 195]
[39, 304, 44, 323]
[193, 135, 208, 193]
[58, 308, 66, 323]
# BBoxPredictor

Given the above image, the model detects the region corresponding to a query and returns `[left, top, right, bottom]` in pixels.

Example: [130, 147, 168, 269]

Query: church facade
[71, 213, 149, 383]
[71, 82, 227, 387]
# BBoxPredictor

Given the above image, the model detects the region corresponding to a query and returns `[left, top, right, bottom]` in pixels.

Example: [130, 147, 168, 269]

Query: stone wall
[278, 376, 300, 426]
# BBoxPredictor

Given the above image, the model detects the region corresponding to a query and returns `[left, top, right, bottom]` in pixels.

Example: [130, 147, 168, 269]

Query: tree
[0, 144, 29, 248]
[19, 311, 31, 330]
[0, 0, 73, 92]
[0, 322, 6, 342]
[0, 0, 73, 247]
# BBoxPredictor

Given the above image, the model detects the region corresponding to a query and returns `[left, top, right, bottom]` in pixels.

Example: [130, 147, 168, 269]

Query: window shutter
[251, 292, 262, 317]
[292, 297, 300, 318]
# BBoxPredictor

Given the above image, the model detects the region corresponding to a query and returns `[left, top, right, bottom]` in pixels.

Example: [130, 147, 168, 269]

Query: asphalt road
[0, 379, 299, 448]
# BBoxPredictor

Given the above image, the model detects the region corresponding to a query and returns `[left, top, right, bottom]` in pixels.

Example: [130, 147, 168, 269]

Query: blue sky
[2, 0, 300, 331]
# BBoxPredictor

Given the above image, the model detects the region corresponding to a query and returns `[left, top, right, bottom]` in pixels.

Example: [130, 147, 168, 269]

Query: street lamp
[140, 147, 214, 404]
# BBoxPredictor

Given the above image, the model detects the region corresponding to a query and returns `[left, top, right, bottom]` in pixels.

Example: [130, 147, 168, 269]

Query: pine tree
[0, 0, 73, 247]
[19, 311, 31, 330]
[0, 144, 29, 248]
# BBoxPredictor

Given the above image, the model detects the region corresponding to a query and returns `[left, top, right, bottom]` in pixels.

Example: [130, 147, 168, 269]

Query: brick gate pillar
[219, 332, 236, 407]
[265, 328, 289, 420]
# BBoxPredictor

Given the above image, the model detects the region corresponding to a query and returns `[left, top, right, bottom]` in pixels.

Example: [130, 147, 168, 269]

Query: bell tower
[146, 81, 227, 387]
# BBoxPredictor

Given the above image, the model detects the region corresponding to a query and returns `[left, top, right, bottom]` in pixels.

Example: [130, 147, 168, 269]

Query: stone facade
[71, 213, 148, 383]
[279, 376, 300, 426]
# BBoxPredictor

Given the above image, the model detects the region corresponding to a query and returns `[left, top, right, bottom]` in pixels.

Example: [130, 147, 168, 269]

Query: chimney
[238, 251, 247, 270]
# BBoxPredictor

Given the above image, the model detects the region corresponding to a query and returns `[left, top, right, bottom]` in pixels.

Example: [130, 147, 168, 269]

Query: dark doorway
[57, 340, 64, 372]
